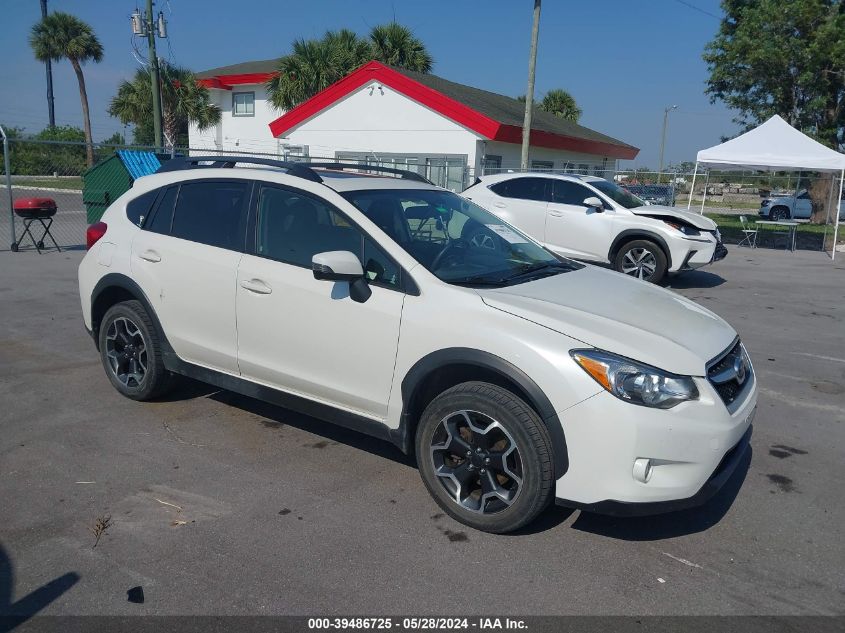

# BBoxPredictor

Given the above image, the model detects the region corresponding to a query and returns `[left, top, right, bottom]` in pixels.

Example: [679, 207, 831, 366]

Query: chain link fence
[2, 138, 842, 253]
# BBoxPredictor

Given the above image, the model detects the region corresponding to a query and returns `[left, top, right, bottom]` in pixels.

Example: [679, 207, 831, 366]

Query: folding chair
[738, 215, 757, 248]
[11, 198, 61, 254]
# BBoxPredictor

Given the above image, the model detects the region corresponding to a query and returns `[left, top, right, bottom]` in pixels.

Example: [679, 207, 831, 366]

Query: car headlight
[662, 219, 700, 236]
[571, 349, 699, 409]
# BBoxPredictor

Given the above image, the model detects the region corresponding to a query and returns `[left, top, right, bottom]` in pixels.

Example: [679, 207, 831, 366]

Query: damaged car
[463, 173, 727, 284]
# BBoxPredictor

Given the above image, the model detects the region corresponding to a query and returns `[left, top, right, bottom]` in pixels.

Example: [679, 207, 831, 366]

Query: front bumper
[553, 370, 757, 514]
[556, 424, 752, 516]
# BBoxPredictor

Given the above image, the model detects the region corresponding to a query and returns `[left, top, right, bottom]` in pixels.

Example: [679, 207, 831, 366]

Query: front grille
[707, 339, 751, 407]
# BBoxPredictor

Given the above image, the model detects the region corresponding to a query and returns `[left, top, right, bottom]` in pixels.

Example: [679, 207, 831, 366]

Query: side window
[145, 186, 177, 234]
[256, 186, 402, 289]
[552, 181, 594, 206]
[797, 191, 810, 200]
[171, 181, 249, 250]
[126, 190, 159, 227]
[490, 177, 549, 202]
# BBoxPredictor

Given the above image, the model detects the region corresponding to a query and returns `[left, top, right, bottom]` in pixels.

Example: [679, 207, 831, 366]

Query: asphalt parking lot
[1, 247, 844, 617]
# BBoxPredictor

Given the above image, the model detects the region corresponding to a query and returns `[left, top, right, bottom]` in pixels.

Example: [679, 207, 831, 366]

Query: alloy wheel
[429, 410, 523, 514]
[105, 316, 148, 388]
[621, 248, 657, 280]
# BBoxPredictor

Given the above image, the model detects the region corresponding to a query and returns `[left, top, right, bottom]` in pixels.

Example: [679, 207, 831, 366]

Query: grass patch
[8, 177, 83, 191]
[696, 200, 761, 210]
[705, 212, 842, 249]
[706, 213, 829, 234]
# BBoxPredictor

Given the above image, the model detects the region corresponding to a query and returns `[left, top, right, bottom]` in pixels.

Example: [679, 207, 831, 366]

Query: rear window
[126, 190, 159, 227]
[170, 180, 249, 250]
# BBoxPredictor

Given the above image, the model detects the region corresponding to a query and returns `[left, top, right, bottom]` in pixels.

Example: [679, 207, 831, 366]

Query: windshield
[590, 180, 645, 209]
[341, 188, 581, 286]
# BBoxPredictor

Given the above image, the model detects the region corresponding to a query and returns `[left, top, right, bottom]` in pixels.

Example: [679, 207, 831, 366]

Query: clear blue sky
[1, 0, 739, 168]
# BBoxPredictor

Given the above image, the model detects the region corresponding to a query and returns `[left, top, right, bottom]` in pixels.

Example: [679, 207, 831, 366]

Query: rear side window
[126, 190, 159, 227]
[171, 180, 249, 250]
[490, 177, 549, 202]
[145, 186, 177, 234]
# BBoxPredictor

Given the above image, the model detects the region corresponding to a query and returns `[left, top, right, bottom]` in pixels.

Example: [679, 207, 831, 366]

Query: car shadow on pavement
[567, 447, 752, 541]
[152, 376, 220, 402]
[0, 543, 79, 623]
[666, 269, 726, 289]
[208, 390, 417, 468]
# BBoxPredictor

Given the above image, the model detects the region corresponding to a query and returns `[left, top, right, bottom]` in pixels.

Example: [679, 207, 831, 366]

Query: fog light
[633, 458, 653, 483]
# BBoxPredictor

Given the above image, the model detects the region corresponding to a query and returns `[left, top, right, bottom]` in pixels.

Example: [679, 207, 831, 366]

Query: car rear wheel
[614, 239, 668, 284]
[99, 300, 172, 401]
[415, 382, 554, 533]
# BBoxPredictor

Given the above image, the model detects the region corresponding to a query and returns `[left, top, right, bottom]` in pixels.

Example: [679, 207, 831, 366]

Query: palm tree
[268, 23, 433, 110]
[268, 30, 370, 110]
[539, 89, 582, 122]
[30, 11, 103, 166]
[369, 22, 433, 73]
[109, 61, 221, 150]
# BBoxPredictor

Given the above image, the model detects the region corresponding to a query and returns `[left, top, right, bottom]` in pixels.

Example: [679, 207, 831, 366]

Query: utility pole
[146, 0, 163, 150]
[658, 105, 678, 183]
[41, 0, 55, 128]
[520, 0, 541, 171]
[132, 2, 167, 150]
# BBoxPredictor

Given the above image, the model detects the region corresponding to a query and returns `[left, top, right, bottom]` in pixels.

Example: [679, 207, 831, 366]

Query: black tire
[769, 206, 790, 221]
[98, 300, 172, 401]
[613, 239, 668, 284]
[415, 381, 554, 534]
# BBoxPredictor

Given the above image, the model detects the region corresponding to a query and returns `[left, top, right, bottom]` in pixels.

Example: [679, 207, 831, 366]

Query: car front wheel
[415, 382, 554, 533]
[614, 239, 668, 284]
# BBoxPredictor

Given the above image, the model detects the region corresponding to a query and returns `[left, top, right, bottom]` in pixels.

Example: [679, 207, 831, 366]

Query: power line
[672, 0, 721, 20]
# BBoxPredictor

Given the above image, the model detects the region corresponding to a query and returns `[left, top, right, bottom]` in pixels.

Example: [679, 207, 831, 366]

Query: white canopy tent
[687, 115, 845, 260]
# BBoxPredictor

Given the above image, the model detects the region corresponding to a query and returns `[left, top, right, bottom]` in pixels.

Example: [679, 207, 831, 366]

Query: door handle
[548, 211, 563, 218]
[493, 201, 506, 208]
[240, 279, 272, 295]
[138, 250, 161, 263]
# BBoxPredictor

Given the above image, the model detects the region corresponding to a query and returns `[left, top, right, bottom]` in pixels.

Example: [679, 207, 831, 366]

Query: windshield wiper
[448, 262, 571, 287]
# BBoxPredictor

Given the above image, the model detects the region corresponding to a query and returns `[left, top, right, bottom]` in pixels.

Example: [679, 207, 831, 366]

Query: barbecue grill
[12, 197, 60, 253]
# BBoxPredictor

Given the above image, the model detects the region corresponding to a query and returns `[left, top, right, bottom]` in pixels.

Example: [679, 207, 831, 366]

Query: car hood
[629, 205, 717, 230]
[478, 265, 736, 376]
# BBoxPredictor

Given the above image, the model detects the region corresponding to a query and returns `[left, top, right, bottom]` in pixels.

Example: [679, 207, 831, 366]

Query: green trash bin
[82, 150, 166, 224]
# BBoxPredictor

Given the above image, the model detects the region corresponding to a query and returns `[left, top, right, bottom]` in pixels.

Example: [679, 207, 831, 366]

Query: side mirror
[312, 251, 371, 303]
[583, 196, 604, 212]
[312, 251, 364, 281]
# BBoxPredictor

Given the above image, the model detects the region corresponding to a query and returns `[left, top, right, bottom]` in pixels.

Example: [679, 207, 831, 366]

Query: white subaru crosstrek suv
[463, 173, 728, 284]
[79, 157, 756, 534]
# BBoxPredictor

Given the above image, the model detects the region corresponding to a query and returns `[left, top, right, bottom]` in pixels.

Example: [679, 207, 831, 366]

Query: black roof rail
[304, 162, 434, 184]
[156, 155, 324, 183]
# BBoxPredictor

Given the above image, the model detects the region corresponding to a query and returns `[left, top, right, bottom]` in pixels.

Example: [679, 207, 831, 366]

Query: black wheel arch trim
[397, 347, 569, 478]
[609, 229, 673, 269]
[90, 273, 175, 358]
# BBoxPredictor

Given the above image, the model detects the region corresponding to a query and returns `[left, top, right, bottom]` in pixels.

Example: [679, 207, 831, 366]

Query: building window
[531, 160, 554, 171]
[232, 92, 255, 117]
[482, 155, 502, 175]
[578, 163, 590, 174]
